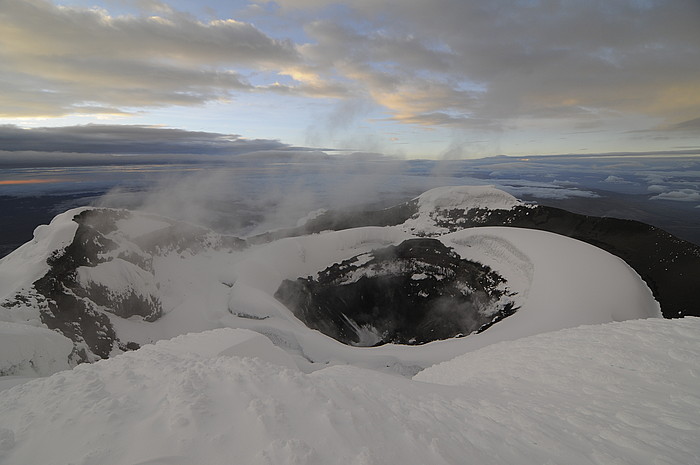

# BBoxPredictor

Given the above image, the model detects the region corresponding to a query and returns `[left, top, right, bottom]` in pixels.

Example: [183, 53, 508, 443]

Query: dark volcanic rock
[29, 208, 249, 361]
[33, 209, 160, 360]
[2, 207, 248, 362]
[275, 238, 516, 346]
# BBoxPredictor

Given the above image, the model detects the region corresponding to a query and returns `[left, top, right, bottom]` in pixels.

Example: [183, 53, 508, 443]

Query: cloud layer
[299, 0, 700, 131]
[1, 0, 699, 150]
[0, 124, 335, 167]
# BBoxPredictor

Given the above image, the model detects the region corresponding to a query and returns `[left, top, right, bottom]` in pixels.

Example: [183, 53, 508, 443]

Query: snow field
[0, 319, 698, 465]
[415, 317, 700, 464]
[441, 227, 662, 351]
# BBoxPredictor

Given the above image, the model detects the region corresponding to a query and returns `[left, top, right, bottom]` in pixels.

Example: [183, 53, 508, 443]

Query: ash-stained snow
[334, 259, 413, 285]
[0, 318, 698, 465]
[350, 252, 373, 267]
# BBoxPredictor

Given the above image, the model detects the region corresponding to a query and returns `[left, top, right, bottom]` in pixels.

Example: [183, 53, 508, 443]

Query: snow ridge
[403, 185, 526, 236]
[417, 185, 523, 211]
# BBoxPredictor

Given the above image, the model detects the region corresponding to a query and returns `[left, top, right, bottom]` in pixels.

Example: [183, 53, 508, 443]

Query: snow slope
[0, 208, 84, 310]
[438, 227, 662, 350]
[0, 318, 698, 465]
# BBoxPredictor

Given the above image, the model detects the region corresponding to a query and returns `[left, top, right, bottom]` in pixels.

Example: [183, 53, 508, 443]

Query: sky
[1, 0, 700, 159]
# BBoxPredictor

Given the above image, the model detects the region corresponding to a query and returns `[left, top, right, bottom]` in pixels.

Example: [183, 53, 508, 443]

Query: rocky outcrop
[32, 209, 159, 360]
[8, 208, 245, 362]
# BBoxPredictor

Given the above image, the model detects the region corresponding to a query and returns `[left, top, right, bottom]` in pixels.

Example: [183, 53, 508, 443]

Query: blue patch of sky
[52, 0, 310, 44]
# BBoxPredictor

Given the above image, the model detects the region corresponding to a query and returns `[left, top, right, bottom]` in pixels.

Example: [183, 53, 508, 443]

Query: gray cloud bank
[0, 124, 287, 154]
[0, 124, 334, 166]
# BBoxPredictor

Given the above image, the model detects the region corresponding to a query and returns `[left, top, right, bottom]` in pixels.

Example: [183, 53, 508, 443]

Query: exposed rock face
[275, 238, 516, 346]
[3, 208, 246, 362]
[33, 209, 161, 360]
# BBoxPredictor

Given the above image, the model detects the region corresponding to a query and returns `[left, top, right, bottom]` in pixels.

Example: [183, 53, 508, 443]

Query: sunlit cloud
[0, 179, 68, 185]
[274, 0, 700, 133]
[0, 0, 298, 117]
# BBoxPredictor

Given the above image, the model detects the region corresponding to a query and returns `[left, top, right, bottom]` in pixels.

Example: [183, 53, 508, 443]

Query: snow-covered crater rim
[415, 185, 525, 211]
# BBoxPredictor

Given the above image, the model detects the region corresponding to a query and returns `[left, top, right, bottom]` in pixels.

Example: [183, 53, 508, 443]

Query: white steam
[95, 158, 433, 236]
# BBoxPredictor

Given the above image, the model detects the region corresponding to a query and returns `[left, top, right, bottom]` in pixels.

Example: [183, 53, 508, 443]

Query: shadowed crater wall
[275, 238, 517, 346]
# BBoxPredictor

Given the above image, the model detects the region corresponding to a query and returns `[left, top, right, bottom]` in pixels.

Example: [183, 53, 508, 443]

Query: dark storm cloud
[0, 124, 293, 155]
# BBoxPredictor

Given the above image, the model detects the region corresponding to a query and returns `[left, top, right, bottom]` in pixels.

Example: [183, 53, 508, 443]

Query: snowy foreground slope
[0, 318, 698, 465]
